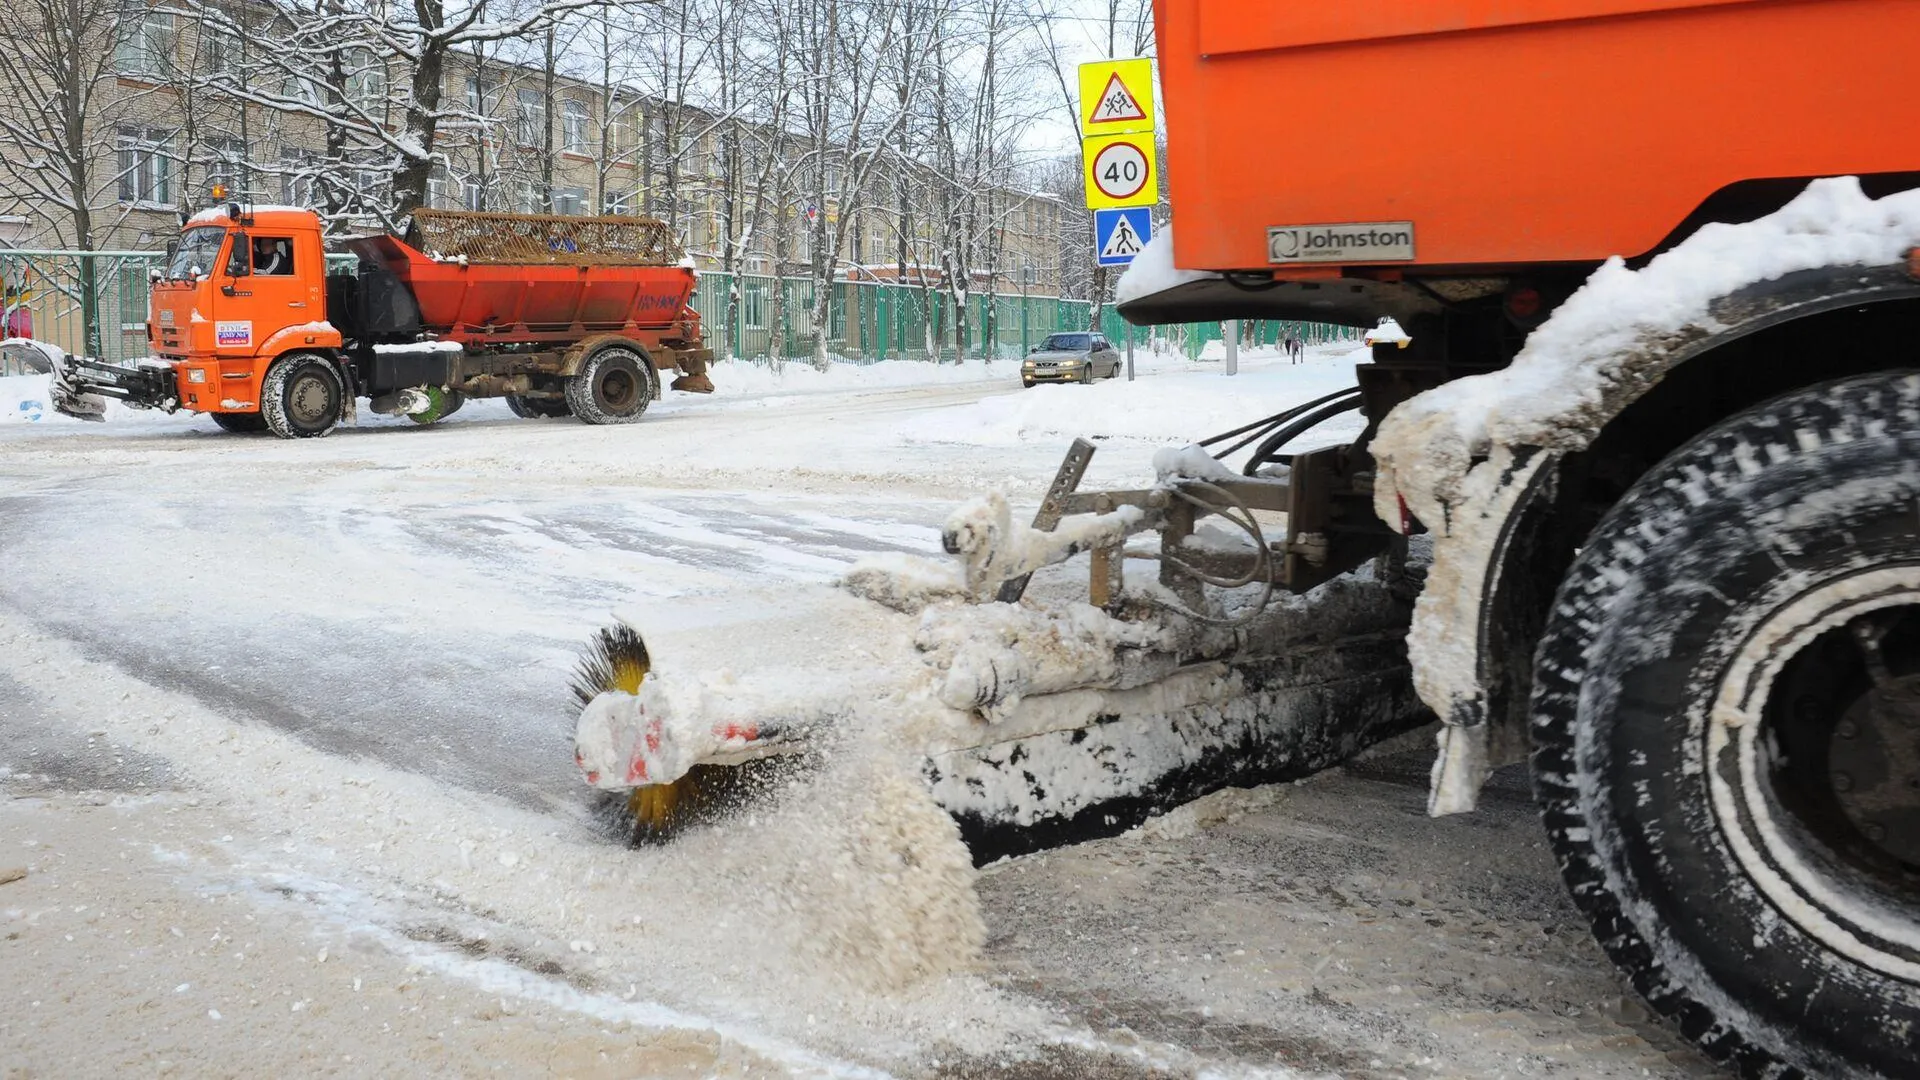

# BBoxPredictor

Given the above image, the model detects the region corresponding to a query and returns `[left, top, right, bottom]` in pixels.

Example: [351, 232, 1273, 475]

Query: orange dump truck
[53, 206, 712, 437]
[1097, 1, 1918, 1075]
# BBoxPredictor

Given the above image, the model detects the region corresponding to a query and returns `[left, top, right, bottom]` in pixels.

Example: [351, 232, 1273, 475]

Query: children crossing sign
[1078, 58, 1154, 136]
[1094, 207, 1152, 266]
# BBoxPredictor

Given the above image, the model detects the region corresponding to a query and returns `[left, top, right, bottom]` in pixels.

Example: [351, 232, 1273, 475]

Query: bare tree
[0, 0, 141, 351]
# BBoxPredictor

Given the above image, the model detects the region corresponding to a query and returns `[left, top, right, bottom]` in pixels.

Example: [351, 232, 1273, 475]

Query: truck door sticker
[215, 321, 252, 347]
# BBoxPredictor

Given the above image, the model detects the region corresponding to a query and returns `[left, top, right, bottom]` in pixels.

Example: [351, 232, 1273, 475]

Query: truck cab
[150, 206, 343, 416]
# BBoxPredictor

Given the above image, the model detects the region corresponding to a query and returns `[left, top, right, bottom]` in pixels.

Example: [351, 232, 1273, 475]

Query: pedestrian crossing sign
[1094, 207, 1153, 266]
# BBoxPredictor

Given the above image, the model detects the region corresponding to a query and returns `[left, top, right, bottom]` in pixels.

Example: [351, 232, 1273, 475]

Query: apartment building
[0, 6, 1065, 296]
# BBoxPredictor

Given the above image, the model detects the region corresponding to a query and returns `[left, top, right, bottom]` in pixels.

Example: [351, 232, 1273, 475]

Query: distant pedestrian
[1284, 335, 1303, 363]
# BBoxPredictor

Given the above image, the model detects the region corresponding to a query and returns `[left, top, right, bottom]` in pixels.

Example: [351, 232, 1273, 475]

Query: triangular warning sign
[1088, 72, 1147, 125]
[1101, 215, 1145, 259]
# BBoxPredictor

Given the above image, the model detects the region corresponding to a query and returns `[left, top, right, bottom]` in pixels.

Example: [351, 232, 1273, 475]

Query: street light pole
[1021, 263, 1031, 356]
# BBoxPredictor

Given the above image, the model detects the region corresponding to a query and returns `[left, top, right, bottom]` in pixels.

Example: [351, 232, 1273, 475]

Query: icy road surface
[1, 348, 1713, 1077]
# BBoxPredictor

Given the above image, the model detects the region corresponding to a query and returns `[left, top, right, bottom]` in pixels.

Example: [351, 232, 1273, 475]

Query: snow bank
[1114, 223, 1220, 305]
[906, 346, 1369, 454]
[703, 356, 1004, 401]
[0, 373, 179, 427]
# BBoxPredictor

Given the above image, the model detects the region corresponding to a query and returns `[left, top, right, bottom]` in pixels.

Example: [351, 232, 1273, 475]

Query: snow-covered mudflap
[573, 436, 1431, 862]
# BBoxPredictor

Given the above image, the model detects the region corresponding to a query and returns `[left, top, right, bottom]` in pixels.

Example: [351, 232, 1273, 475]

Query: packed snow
[1, 341, 1712, 1076]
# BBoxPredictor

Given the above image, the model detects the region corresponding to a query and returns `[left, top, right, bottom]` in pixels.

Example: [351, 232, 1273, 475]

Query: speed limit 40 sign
[1083, 132, 1157, 210]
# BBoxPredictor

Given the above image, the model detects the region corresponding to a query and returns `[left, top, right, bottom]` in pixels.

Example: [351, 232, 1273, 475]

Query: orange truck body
[147, 207, 706, 418]
[1153, 0, 1917, 276]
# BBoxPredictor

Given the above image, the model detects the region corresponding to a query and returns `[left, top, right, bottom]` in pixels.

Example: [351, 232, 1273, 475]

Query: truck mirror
[226, 232, 250, 278]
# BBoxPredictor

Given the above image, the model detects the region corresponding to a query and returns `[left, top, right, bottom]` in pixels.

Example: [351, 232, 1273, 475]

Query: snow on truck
[567, 3, 1916, 1076]
[51, 205, 713, 437]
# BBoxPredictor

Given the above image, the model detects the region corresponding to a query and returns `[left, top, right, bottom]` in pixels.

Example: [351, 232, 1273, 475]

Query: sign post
[1079, 56, 1159, 341]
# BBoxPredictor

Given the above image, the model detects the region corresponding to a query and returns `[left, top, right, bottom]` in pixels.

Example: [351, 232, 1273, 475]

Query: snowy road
[1, 350, 1716, 1078]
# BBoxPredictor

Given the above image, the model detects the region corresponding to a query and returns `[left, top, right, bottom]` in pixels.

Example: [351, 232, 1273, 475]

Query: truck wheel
[1531, 371, 1920, 1079]
[564, 346, 653, 425]
[260, 354, 345, 439]
[210, 411, 267, 434]
[506, 394, 573, 419]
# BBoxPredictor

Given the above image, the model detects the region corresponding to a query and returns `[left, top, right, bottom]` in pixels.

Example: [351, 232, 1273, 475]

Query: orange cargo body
[1155, 0, 1918, 273]
[350, 233, 698, 345]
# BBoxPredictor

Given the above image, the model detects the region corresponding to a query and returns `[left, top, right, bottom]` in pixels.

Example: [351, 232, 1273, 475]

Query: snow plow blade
[573, 437, 1432, 862]
[47, 350, 175, 421]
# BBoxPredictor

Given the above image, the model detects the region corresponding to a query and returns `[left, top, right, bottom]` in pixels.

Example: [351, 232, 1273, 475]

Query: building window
[516, 88, 546, 147]
[464, 76, 495, 117]
[603, 187, 635, 216]
[553, 186, 588, 215]
[199, 21, 241, 77]
[463, 178, 484, 211]
[115, 128, 171, 206]
[281, 72, 321, 105]
[113, 8, 173, 78]
[346, 49, 385, 113]
[562, 99, 588, 154]
[610, 106, 637, 158]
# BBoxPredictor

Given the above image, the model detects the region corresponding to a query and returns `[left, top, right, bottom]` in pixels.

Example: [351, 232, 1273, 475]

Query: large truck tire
[1530, 372, 1920, 1079]
[564, 345, 653, 425]
[260, 354, 346, 439]
[210, 411, 268, 433]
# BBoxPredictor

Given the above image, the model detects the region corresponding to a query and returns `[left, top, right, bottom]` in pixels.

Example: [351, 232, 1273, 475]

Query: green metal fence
[688, 271, 1361, 364]
[0, 250, 359, 373]
[0, 249, 1358, 372]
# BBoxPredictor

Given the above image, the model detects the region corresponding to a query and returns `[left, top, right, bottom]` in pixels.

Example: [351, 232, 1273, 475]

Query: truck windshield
[168, 227, 227, 279]
[1042, 333, 1091, 351]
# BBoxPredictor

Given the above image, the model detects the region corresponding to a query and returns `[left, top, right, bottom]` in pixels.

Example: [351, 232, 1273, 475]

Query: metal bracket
[996, 437, 1095, 604]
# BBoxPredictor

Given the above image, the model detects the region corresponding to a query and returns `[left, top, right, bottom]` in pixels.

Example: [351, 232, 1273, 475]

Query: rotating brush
[570, 622, 764, 844]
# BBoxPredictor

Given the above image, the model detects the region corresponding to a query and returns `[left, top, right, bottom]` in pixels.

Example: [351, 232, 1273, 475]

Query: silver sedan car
[1021, 332, 1122, 386]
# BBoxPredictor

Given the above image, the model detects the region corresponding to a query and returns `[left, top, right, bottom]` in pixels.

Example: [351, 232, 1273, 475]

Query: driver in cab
[251, 237, 293, 275]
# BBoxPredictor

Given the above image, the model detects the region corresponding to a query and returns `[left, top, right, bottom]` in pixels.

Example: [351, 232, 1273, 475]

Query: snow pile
[734, 743, 988, 992]
[1152, 443, 1238, 483]
[0, 373, 50, 423]
[705, 356, 1003, 400]
[1374, 177, 1920, 527]
[371, 340, 462, 354]
[908, 346, 1368, 451]
[1363, 317, 1410, 347]
[841, 552, 968, 613]
[1114, 222, 1220, 305]
[0, 373, 177, 427]
[915, 599, 1167, 715]
[1194, 341, 1287, 362]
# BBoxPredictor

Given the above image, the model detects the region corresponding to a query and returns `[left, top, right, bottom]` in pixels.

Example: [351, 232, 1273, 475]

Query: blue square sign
[1094, 207, 1153, 266]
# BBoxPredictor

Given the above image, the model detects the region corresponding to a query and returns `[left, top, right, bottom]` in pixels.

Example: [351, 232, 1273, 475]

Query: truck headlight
[187, 368, 207, 383]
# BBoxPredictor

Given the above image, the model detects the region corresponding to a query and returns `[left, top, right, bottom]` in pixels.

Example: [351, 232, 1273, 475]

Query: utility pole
[1020, 263, 1031, 354]
[1225, 319, 1239, 376]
